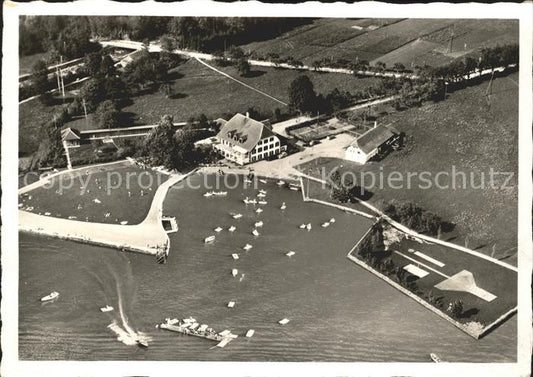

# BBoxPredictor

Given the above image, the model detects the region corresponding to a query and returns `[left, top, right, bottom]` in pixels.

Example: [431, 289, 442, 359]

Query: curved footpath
[19, 161, 195, 257]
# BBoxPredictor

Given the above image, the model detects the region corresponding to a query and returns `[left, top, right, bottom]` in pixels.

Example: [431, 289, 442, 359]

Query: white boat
[254, 221, 264, 228]
[289, 184, 300, 191]
[137, 339, 149, 348]
[243, 244, 253, 251]
[286, 251, 296, 257]
[258, 200, 268, 205]
[278, 318, 290, 325]
[430, 353, 442, 363]
[203, 192, 213, 197]
[40, 291, 59, 302]
[306, 223, 312, 231]
[276, 180, 285, 186]
[259, 179, 267, 184]
[244, 178, 252, 184]
[232, 268, 238, 277]
[228, 226, 236, 232]
[120, 221, 128, 225]
[190, 322, 200, 330]
[100, 305, 114, 312]
[299, 224, 306, 229]
[280, 202, 286, 210]
[232, 253, 239, 260]
[214, 227, 223, 232]
[257, 193, 266, 198]
[259, 189, 267, 194]
[204, 235, 216, 243]
[255, 208, 263, 214]
[232, 213, 243, 219]
[321, 222, 330, 228]
[245, 198, 257, 205]
[93, 198, 102, 204]
[246, 329, 255, 337]
[213, 191, 228, 196]
[252, 229, 260, 237]
[227, 301, 236, 308]
[330, 218, 335, 223]
[216, 338, 231, 348]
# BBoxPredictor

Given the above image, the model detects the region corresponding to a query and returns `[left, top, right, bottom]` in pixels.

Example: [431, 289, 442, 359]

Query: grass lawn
[19, 161, 168, 225]
[120, 58, 381, 126]
[19, 52, 49, 76]
[298, 72, 518, 263]
[214, 63, 379, 103]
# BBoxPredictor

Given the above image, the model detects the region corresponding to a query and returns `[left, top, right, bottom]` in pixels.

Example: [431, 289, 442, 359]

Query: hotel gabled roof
[216, 113, 275, 152]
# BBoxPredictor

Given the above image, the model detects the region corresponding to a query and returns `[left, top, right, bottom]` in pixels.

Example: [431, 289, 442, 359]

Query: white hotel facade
[214, 113, 283, 165]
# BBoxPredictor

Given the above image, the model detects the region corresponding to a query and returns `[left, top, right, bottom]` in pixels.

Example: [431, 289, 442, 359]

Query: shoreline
[18, 161, 196, 258]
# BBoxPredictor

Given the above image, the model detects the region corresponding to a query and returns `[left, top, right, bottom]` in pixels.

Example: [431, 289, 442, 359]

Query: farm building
[61, 127, 82, 147]
[214, 113, 282, 165]
[345, 124, 400, 164]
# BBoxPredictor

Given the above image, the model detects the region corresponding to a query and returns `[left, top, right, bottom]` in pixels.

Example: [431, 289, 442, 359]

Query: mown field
[120, 58, 380, 125]
[299, 72, 519, 264]
[241, 18, 518, 68]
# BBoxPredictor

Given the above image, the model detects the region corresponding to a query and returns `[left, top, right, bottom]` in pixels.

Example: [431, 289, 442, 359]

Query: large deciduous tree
[288, 75, 317, 113]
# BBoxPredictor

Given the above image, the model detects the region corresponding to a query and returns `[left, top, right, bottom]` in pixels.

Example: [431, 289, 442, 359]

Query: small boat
[203, 192, 213, 197]
[40, 291, 59, 302]
[257, 193, 266, 198]
[232, 213, 243, 219]
[245, 198, 257, 205]
[228, 226, 236, 232]
[286, 251, 296, 257]
[227, 301, 236, 308]
[204, 235, 216, 243]
[259, 179, 267, 184]
[137, 339, 149, 348]
[259, 189, 267, 194]
[216, 338, 231, 348]
[330, 218, 335, 223]
[299, 224, 306, 229]
[232, 253, 239, 260]
[430, 353, 442, 363]
[244, 178, 252, 184]
[255, 208, 263, 214]
[306, 223, 312, 231]
[252, 229, 260, 237]
[100, 305, 114, 312]
[213, 191, 227, 196]
[254, 221, 263, 228]
[258, 200, 268, 205]
[280, 202, 286, 210]
[93, 198, 102, 204]
[321, 222, 330, 228]
[232, 268, 238, 277]
[214, 227, 223, 232]
[120, 221, 128, 225]
[44, 212, 51, 216]
[276, 180, 285, 186]
[278, 318, 290, 325]
[289, 184, 300, 191]
[246, 329, 255, 338]
[243, 244, 253, 250]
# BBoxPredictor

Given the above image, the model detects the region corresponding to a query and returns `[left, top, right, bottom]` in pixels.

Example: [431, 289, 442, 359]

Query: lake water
[19, 173, 516, 361]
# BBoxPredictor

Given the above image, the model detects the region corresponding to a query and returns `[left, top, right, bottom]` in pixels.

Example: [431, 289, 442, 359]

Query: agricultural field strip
[392, 249, 450, 279]
[193, 57, 288, 106]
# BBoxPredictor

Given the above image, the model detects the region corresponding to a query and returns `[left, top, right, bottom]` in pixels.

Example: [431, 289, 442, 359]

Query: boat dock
[157, 318, 238, 348]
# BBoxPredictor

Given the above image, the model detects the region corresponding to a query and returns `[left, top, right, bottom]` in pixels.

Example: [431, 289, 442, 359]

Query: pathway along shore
[19, 162, 193, 257]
